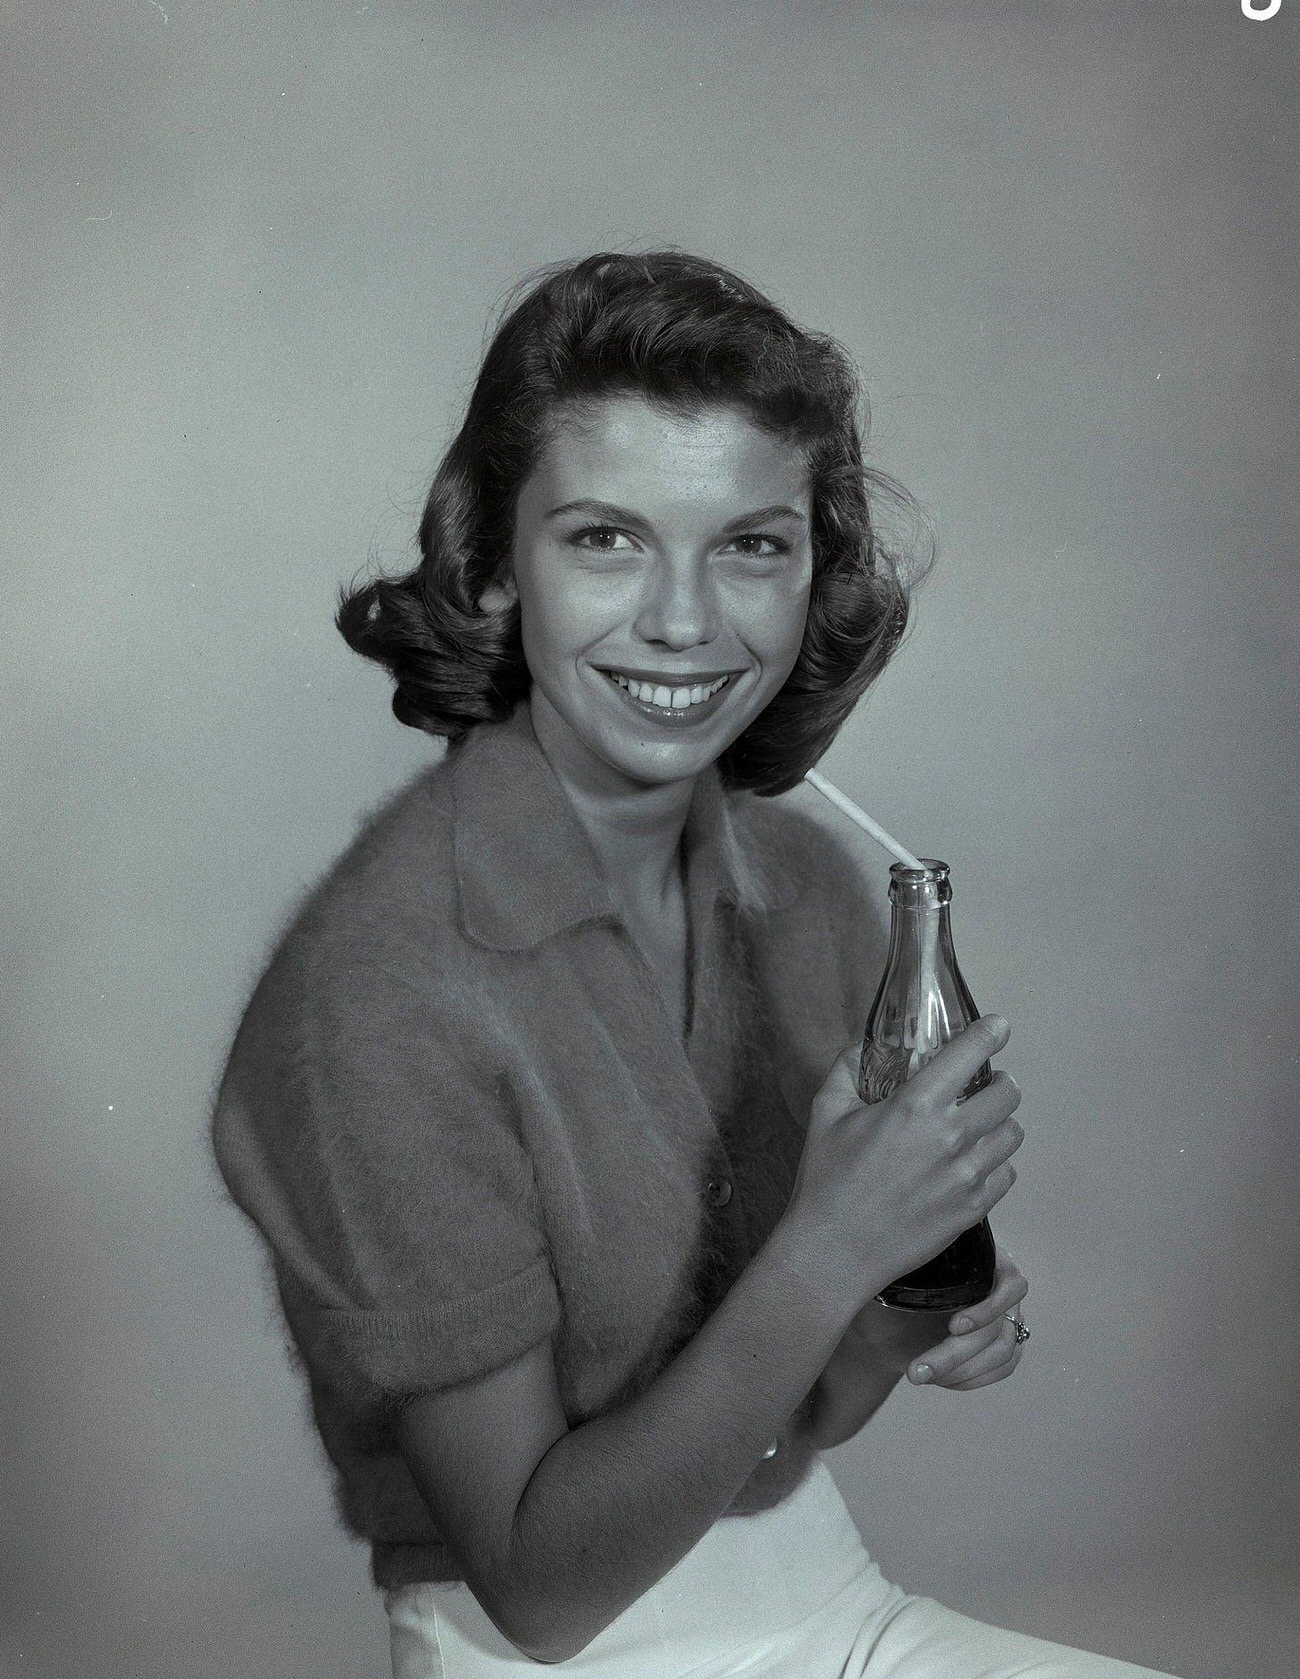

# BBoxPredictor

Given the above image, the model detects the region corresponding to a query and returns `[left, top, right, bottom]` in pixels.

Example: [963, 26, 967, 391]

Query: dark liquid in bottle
[866, 1058, 998, 1312]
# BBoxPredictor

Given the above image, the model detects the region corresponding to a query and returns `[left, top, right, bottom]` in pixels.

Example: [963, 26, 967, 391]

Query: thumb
[808, 1040, 866, 1130]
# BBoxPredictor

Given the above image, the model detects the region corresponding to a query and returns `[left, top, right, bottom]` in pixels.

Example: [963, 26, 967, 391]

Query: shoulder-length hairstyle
[337, 250, 931, 796]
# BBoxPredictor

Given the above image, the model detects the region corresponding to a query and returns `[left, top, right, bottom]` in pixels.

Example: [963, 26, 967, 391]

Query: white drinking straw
[803, 768, 926, 871]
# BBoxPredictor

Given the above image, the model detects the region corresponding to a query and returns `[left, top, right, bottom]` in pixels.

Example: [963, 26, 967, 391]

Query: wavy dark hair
[337, 251, 931, 796]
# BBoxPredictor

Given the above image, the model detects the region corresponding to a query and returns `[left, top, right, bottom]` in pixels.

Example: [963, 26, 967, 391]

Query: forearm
[504, 1223, 865, 1661]
[806, 1332, 904, 1450]
[805, 1298, 954, 1449]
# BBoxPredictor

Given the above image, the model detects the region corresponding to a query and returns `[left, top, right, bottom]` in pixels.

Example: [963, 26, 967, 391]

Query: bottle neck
[864, 858, 982, 1075]
[881, 860, 959, 1000]
[882, 896, 956, 977]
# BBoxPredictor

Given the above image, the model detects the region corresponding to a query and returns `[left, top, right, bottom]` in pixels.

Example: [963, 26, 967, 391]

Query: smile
[605, 672, 733, 711]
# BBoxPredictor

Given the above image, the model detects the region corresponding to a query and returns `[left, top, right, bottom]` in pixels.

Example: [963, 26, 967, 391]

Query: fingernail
[911, 1363, 932, 1384]
[953, 1317, 973, 1333]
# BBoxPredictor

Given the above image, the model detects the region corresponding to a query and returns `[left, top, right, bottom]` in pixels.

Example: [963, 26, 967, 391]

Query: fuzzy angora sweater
[211, 704, 885, 1589]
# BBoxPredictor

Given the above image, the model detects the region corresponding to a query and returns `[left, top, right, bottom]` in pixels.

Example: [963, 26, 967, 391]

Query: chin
[532, 678, 759, 790]
[598, 736, 724, 788]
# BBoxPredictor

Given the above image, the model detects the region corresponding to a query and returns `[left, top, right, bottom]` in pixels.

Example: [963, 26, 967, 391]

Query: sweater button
[762, 1439, 779, 1459]
[705, 1175, 733, 1208]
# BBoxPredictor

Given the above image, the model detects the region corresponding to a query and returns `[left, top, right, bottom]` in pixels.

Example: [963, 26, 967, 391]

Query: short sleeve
[212, 940, 561, 1410]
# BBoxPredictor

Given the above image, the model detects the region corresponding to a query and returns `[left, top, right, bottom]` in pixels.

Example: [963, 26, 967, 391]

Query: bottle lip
[889, 858, 950, 878]
[887, 858, 953, 907]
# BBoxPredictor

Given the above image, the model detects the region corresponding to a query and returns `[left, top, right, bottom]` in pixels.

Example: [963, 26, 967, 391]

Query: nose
[633, 555, 718, 651]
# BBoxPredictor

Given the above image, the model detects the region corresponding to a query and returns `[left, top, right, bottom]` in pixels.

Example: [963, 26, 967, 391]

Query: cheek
[516, 565, 624, 671]
[740, 578, 812, 679]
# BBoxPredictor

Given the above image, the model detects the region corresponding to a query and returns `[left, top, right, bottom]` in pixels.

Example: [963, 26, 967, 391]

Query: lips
[603, 667, 739, 686]
[597, 666, 741, 726]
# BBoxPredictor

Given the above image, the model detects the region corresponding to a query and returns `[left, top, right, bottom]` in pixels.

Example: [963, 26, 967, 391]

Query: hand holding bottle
[829, 1251, 1029, 1389]
[860, 856, 1008, 1309]
[903, 1253, 1030, 1389]
[782, 1016, 1024, 1314]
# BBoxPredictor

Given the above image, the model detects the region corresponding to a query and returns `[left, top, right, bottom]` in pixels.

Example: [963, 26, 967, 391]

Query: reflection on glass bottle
[859, 859, 998, 1312]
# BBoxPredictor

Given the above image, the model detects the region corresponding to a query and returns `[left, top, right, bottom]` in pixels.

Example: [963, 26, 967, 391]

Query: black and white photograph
[3, 3, 1296, 1675]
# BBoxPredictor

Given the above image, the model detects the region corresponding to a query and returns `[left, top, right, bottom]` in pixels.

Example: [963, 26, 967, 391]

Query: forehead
[530, 396, 811, 510]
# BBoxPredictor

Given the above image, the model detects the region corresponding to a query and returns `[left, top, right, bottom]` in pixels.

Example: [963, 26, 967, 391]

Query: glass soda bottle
[858, 859, 998, 1311]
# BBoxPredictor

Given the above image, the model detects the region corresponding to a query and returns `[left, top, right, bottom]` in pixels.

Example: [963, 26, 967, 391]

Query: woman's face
[503, 395, 814, 794]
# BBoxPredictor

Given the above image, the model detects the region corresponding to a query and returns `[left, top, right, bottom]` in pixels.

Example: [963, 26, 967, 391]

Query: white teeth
[608, 673, 730, 709]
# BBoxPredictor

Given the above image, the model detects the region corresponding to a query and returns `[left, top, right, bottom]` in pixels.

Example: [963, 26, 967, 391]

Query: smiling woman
[333, 252, 913, 797]
[508, 401, 814, 788]
[211, 252, 1178, 1677]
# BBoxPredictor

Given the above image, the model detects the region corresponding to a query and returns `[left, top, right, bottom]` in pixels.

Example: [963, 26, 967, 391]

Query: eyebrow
[545, 499, 807, 533]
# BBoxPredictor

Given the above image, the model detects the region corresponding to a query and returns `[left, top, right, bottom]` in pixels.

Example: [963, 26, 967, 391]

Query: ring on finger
[1004, 1311, 1030, 1346]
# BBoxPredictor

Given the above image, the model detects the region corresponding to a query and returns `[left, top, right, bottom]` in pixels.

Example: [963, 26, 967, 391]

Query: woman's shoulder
[245, 754, 470, 1012]
[214, 753, 496, 1140]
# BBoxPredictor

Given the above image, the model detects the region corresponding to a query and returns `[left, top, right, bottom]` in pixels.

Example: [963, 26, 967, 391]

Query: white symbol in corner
[1241, 0, 1281, 18]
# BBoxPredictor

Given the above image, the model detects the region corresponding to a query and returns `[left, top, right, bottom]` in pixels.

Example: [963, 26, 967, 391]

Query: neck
[529, 691, 695, 911]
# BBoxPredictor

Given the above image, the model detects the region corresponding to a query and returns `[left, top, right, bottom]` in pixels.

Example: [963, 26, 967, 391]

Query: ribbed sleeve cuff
[305, 1258, 562, 1396]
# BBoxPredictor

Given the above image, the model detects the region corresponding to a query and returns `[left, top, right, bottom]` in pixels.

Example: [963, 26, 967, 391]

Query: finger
[952, 1071, 1023, 1145]
[804, 1041, 867, 1132]
[948, 1263, 1027, 1337]
[943, 1350, 1023, 1392]
[965, 1114, 1025, 1188]
[949, 1263, 1028, 1336]
[904, 1015, 1009, 1109]
[932, 1326, 1021, 1388]
[820, 1040, 867, 1106]
[938, 1329, 1017, 1387]
[906, 1320, 1004, 1385]
[978, 1159, 1017, 1215]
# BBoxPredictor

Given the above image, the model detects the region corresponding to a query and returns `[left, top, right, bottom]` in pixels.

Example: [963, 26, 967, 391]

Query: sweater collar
[449, 703, 788, 952]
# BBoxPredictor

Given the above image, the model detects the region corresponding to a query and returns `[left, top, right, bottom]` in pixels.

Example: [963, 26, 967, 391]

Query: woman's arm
[806, 1256, 1031, 1449]
[804, 1302, 938, 1449]
[397, 1219, 862, 1664]
[397, 1019, 1020, 1662]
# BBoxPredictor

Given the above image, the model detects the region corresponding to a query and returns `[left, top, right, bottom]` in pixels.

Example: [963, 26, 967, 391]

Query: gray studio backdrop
[3, 3, 1296, 1676]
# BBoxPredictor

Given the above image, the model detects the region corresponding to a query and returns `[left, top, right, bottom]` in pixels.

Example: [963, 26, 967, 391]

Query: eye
[720, 533, 790, 559]
[569, 526, 639, 553]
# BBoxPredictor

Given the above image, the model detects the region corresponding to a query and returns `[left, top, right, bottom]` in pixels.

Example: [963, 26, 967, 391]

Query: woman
[212, 252, 1176, 1676]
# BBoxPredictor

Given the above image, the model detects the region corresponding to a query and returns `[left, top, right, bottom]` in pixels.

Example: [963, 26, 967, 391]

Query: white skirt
[385, 1459, 1177, 1678]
